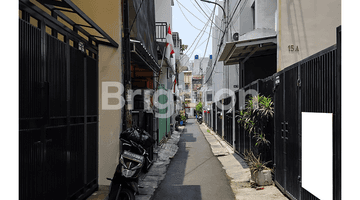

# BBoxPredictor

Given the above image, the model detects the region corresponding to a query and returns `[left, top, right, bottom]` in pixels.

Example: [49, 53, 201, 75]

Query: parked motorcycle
[197, 114, 203, 124]
[106, 127, 155, 200]
[175, 115, 180, 131]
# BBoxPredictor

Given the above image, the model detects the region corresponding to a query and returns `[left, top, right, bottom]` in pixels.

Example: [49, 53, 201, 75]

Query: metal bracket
[297, 78, 302, 88]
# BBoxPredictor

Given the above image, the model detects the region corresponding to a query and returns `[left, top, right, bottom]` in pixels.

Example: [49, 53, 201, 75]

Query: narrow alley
[152, 118, 235, 200]
[17, 1, 344, 200]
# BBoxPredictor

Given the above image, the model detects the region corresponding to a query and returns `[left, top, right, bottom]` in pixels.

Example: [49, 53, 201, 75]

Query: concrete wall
[256, 0, 277, 30]
[277, 0, 341, 71]
[193, 56, 210, 76]
[179, 72, 185, 91]
[155, 0, 173, 27]
[239, 0, 255, 35]
[72, 0, 122, 186]
[237, 0, 277, 35]
[158, 65, 169, 88]
[228, 64, 239, 92]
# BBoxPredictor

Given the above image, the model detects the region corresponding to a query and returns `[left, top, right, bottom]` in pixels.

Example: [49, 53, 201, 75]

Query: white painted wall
[155, 0, 173, 27]
[193, 56, 210, 76]
[278, 0, 341, 71]
[256, 0, 277, 30]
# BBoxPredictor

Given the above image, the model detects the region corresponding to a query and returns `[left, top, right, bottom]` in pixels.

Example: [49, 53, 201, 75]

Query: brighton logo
[101, 82, 259, 118]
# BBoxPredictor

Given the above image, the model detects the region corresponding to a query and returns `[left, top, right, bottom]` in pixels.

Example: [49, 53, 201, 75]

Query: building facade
[19, 0, 181, 199]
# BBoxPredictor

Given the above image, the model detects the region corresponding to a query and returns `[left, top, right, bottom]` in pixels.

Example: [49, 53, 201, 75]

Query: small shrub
[243, 150, 272, 174]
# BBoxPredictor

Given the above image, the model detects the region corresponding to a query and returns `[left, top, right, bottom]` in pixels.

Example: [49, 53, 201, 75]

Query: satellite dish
[233, 32, 239, 41]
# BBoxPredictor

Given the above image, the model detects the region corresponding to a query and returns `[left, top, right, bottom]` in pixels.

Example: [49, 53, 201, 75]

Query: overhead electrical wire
[194, 0, 224, 33]
[205, 0, 242, 81]
[183, 20, 211, 66]
[176, 0, 218, 39]
[178, 1, 214, 57]
[183, 16, 210, 55]
[199, 5, 215, 73]
[201, 0, 213, 15]
[180, 7, 217, 67]
[228, 0, 249, 32]
[176, 0, 207, 24]
[204, 0, 243, 84]
[190, 0, 209, 20]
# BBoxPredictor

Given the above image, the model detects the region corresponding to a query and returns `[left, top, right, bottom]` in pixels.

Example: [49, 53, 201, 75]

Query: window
[207, 93, 212, 102]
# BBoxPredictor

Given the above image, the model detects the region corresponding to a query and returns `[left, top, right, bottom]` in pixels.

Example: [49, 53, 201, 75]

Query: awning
[219, 29, 277, 65]
[34, 0, 118, 47]
[188, 103, 197, 108]
[131, 39, 161, 72]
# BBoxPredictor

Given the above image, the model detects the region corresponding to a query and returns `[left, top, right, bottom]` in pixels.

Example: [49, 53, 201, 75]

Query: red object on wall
[204, 110, 206, 113]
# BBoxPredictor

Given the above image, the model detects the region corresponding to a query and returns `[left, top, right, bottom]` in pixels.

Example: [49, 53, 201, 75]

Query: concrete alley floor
[87, 119, 288, 200]
[152, 118, 235, 200]
[198, 122, 289, 200]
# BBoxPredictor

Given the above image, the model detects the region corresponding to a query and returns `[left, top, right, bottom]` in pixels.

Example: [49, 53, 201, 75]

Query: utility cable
[204, 0, 243, 84]
[201, 0, 213, 14]
[183, 22, 210, 66]
[176, 0, 207, 24]
[180, 4, 217, 66]
[180, 10, 213, 60]
[176, 0, 218, 39]
[228, 0, 248, 30]
[183, 21, 210, 57]
[200, 5, 215, 73]
[194, 0, 224, 33]
[190, 0, 209, 20]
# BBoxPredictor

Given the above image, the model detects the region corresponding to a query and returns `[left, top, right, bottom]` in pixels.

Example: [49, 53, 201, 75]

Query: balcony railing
[156, 22, 167, 43]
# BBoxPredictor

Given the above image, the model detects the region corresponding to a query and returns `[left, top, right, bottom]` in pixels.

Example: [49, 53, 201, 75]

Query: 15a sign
[288, 44, 299, 52]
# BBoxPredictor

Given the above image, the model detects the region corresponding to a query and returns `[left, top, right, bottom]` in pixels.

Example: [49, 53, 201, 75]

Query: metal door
[19, 17, 98, 200]
[274, 66, 301, 200]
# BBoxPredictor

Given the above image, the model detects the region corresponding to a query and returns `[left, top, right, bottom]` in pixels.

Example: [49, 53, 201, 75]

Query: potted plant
[243, 150, 273, 186]
[180, 114, 187, 125]
[236, 95, 274, 186]
[196, 102, 203, 116]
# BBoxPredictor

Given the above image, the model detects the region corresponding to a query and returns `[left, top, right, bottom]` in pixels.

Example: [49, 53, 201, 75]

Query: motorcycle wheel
[118, 188, 135, 200]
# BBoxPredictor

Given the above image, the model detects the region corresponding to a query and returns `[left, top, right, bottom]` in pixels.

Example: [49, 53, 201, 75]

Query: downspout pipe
[124, 0, 132, 129]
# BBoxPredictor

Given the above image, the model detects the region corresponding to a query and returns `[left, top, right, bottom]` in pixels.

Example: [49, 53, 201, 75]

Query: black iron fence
[212, 103, 216, 131]
[216, 101, 222, 137]
[19, 6, 98, 200]
[210, 26, 341, 200]
[223, 96, 233, 146]
[230, 79, 274, 163]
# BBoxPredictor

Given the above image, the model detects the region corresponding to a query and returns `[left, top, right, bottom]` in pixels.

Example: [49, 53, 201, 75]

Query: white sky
[172, 0, 218, 61]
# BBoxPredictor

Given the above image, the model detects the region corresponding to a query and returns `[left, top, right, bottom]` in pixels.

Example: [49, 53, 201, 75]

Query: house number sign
[288, 44, 299, 52]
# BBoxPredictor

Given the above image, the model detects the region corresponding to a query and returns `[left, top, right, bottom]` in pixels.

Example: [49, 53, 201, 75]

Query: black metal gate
[216, 101, 222, 137]
[223, 96, 233, 146]
[273, 30, 341, 199]
[300, 42, 340, 200]
[19, 9, 98, 200]
[273, 66, 301, 200]
[212, 103, 216, 130]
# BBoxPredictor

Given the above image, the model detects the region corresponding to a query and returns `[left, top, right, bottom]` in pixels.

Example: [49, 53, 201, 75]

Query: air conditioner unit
[233, 32, 239, 41]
